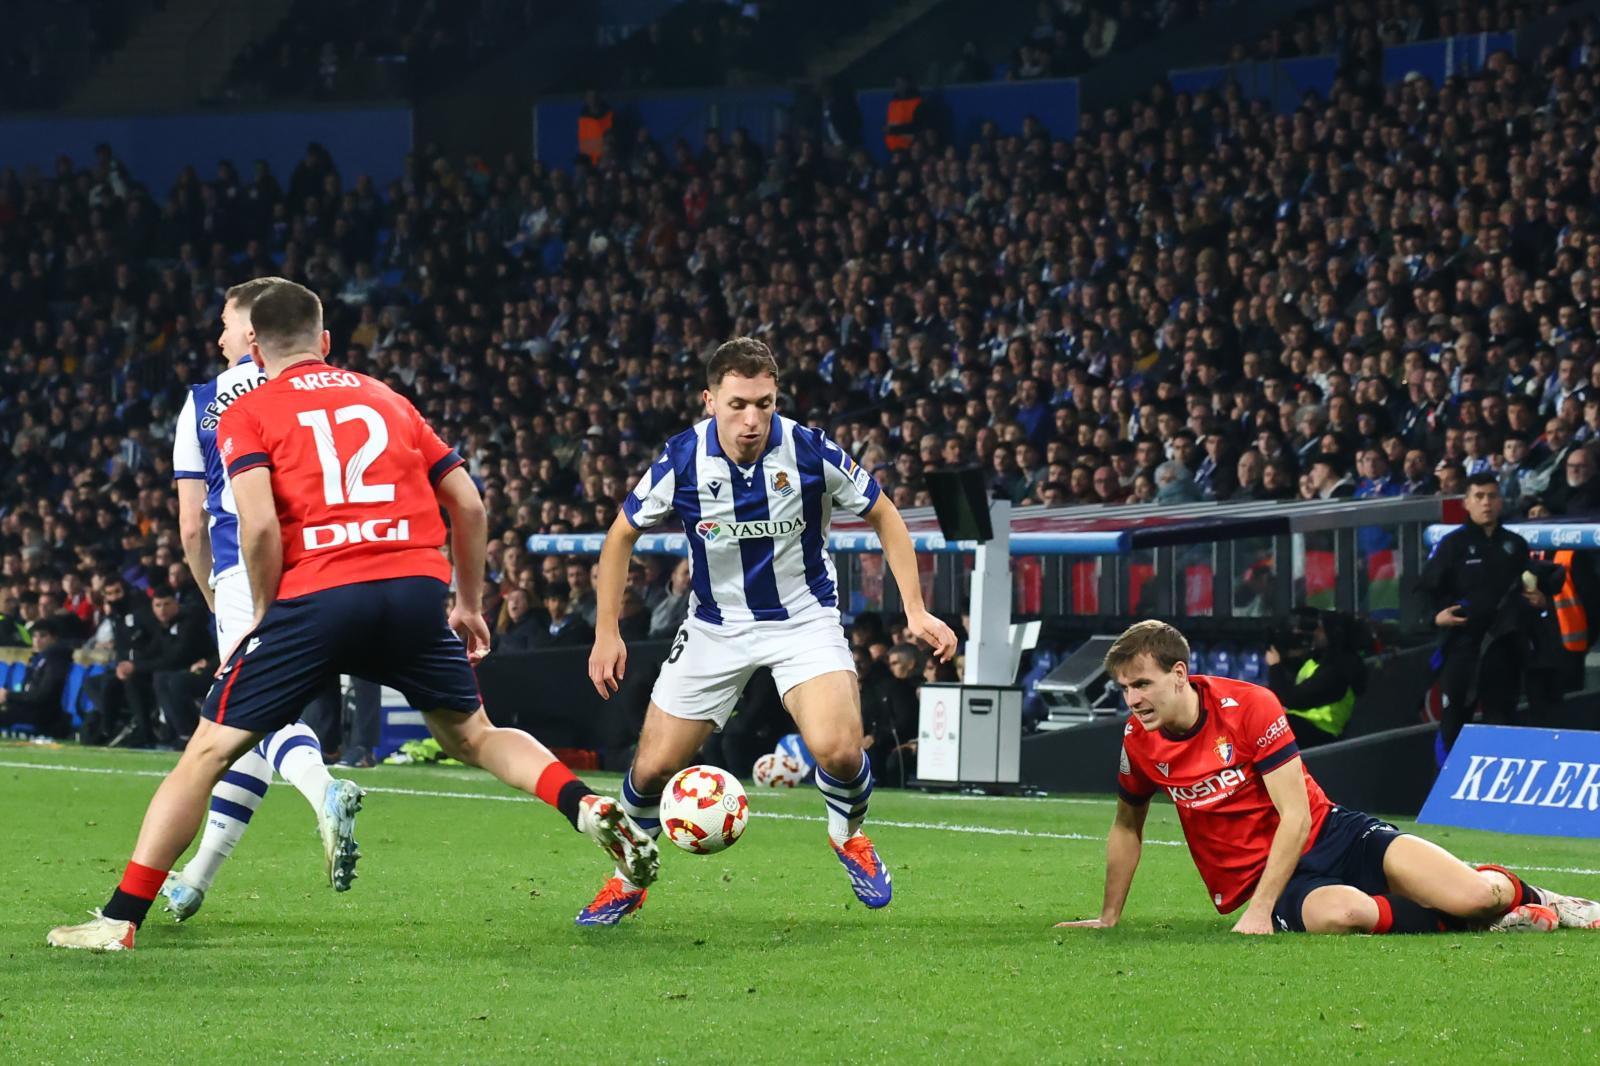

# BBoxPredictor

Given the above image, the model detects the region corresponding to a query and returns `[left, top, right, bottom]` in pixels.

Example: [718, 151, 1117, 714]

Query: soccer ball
[659, 765, 749, 855]
[752, 751, 808, 788]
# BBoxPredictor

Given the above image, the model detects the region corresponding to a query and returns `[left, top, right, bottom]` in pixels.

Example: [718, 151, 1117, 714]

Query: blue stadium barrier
[1425, 521, 1600, 550]
[0, 108, 414, 191]
[535, 87, 796, 169]
[61, 662, 86, 722]
[857, 79, 1080, 164]
[1168, 54, 1337, 113]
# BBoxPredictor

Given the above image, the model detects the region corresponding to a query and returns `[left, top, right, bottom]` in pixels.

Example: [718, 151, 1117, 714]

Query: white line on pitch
[5, 759, 1599, 879]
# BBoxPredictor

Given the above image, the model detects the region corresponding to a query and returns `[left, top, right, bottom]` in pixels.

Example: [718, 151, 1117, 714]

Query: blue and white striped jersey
[622, 415, 881, 625]
[172, 357, 267, 585]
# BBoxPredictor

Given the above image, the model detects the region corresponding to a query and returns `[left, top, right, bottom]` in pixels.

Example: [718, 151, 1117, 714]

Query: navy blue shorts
[201, 576, 481, 734]
[1271, 806, 1402, 932]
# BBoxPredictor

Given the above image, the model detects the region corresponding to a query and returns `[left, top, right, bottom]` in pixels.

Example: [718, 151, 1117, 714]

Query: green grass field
[2, 742, 1596, 1064]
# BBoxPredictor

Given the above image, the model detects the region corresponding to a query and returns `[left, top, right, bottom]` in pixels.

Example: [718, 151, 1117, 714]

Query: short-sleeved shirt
[622, 414, 880, 625]
[217, 361, 464, 601]
[1118, 674, 1333, 913]
[172, 356, 268, 584]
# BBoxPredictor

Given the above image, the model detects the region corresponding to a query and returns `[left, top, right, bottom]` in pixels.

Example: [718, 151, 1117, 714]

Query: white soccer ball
[659, 765, 749, 855]
[752, 752, 808, 788]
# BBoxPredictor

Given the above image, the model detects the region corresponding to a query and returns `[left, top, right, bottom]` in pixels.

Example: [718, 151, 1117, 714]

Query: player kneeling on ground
[1058, 620, 1600, 936]
[47, 281, 657, 952]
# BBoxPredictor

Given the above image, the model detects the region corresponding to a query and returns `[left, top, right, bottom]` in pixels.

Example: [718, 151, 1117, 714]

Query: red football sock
[1372, 894, 1448, 934]
[118, 860, 168, 900]
[101, 860, 170, 926]
[534, 761, 578, 808]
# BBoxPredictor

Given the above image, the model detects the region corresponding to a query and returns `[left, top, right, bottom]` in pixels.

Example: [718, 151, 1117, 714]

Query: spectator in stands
[535, 581, 594, 649]
[861, 643, 922, 786]
[83, 575, 158, 747]
[0, 617, 73, 737]
[649, 559, 693, 639]
[133, 585, 212, 745]
[494, 588, 542, 654]
[1154, 460, 1200, 504]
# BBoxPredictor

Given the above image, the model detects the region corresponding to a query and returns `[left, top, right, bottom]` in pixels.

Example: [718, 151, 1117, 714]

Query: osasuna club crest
[1214, 737, 1235, 765]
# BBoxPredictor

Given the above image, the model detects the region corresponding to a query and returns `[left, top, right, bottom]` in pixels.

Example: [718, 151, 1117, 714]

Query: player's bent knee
[1300, 887, 1379, 934]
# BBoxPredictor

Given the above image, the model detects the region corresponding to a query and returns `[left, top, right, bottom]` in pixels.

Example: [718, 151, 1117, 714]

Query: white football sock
[183, 744, 272, 891]
[265, 721, 335, 811]
[816, 753, 873, 845]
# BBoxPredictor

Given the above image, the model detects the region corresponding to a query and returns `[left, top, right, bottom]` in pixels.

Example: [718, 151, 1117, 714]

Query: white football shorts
[650, 609, 855, 728]
[212, 568, 255, 661]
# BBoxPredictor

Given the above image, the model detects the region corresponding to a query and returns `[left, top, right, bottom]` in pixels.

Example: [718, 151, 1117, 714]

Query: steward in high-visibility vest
[884, 77, 922, 153]
[1542, 549, 1590, 653]
[578, 91, 613, 165]
[1267, 610, 1368, 745]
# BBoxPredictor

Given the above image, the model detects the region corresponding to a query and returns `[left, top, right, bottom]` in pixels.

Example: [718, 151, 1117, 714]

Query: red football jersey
[1117, 675, 1332, 913]
[217, 361, 463, 601]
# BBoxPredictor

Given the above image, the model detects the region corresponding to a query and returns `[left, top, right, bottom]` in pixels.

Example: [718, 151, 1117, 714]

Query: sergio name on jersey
[623, 414, 880, 625]
[173, 356, 267, 585]
[1118, 675, 1333, 913]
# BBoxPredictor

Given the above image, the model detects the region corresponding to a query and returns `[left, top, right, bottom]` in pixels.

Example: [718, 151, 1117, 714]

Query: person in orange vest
[1524, 547, 1599, 724]
[577, 90, 614, 166]
[883, 76, 923, 155]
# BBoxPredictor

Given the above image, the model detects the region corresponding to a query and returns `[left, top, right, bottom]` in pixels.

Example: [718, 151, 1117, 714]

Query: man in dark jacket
[140, 587, 217, 743]
[0, 619, 74, 737]
[1419, 473, 1565, 753]
[83, 574, 161, 745]
[535, 580, 596, 649]
[860, 643, 922, 785]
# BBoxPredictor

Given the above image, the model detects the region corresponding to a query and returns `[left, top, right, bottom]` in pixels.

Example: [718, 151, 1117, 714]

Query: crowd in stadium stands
[1005, 0, 1206, 82]
[10, 13, 1600, 739]
[0, 0, 139, 108]
[595, 0, 879, 91]
[1239, 0, 1553, 67]
[215, 0, 557, 103]
[1002, 0, 1558, 85]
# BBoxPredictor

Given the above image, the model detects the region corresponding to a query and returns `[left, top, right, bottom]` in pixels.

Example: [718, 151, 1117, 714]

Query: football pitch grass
[3, 744, 1596, 1064]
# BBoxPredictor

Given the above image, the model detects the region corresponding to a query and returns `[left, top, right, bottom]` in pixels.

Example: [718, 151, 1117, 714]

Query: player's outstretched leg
[1384, 837, 1561, 932]
[575, 704, 710, 926]
[789, 671, 891, 908]
[48, 718, 262, 951]
[162, 742, 274, 920]
[1478, 863, 1600, 930]
[422, 708, 660, 907]
[262, 722, 365, 891]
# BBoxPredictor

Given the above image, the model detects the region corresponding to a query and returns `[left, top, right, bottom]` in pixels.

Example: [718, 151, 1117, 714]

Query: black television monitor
[924, 467, 995, 542]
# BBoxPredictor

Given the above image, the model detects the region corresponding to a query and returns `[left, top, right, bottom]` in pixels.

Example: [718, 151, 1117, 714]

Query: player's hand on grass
[1231, 910, 1275, 935]
[448, 605, 492, 664]
[589, 632, 627, 698]
[906, 609, 958, 662]
[1054, 917, 1115, 929]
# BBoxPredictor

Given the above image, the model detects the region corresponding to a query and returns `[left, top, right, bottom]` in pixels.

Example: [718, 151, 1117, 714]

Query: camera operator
[1419, 473, 1566, 754]
[1265, 609, 1368, 748]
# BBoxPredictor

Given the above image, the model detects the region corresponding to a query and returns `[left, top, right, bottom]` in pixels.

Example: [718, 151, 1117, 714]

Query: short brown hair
[224, 276, 288, 311]
[706, 336, 779, 388]
[248, 280, 323, 358]
[1103, 620, 1190, 678]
